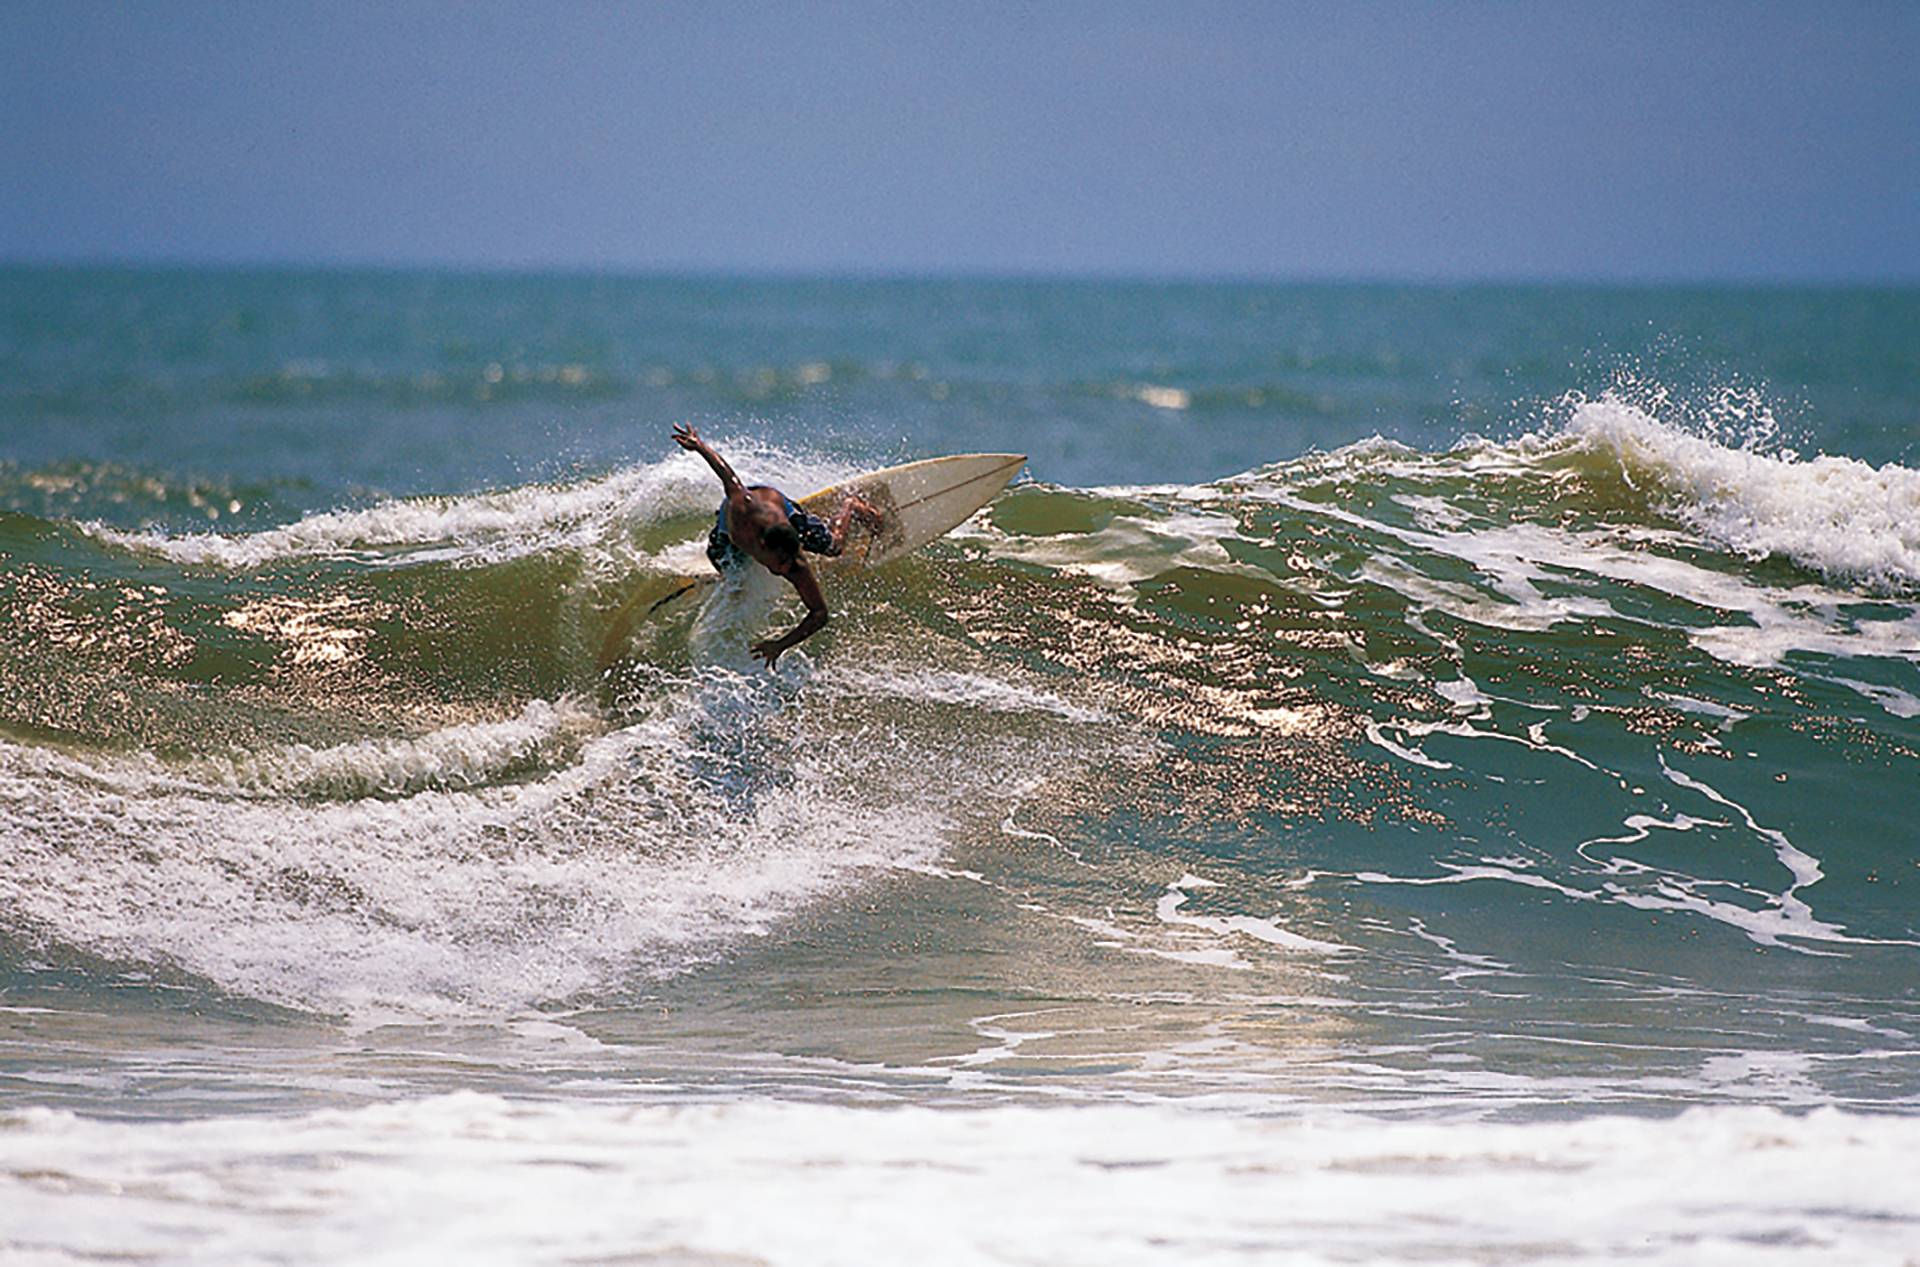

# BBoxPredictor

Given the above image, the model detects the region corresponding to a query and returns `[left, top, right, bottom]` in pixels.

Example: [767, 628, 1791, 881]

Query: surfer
[672, 423, 884, 667]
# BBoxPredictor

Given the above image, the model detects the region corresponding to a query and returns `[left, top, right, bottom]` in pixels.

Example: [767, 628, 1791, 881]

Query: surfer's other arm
[672, 423, 744, 498]
[820, 495, 886, 557]
[751, 559, 829, 669]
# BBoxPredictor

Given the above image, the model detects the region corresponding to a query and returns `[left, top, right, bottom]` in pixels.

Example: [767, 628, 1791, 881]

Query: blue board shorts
[706, 487, 837, 573]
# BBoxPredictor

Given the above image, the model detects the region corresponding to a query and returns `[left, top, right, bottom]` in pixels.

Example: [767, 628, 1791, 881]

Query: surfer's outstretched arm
[752, 560, 829, 669]
[672, 423, 744, 498]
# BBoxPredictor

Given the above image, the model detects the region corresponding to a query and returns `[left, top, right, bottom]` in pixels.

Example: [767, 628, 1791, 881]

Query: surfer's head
[761, 520, 801, 568]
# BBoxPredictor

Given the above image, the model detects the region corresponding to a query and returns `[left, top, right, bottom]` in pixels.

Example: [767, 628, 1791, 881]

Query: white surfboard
[598, 453, 1025, 667]
[798, 452, 1028, 571]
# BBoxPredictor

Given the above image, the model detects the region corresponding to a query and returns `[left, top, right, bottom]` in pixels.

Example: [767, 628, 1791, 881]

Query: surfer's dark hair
[763, 521, 801, 562]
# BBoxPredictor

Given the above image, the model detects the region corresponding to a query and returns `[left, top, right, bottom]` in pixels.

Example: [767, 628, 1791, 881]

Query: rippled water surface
[4, 270, 1918, 1263]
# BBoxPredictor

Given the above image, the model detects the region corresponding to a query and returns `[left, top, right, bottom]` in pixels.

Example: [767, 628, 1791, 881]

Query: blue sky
[4, 2, 1916, 280]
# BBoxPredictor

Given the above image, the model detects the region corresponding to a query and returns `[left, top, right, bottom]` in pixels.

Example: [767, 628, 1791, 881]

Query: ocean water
[3, 267, 1919, 1264]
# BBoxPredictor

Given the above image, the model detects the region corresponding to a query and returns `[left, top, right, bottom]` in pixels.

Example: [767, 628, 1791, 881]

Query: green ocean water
[3, 268, 1919, 1263]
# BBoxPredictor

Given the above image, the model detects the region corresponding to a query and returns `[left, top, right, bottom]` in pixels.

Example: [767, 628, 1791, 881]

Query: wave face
[3, 389, 1917, 1088]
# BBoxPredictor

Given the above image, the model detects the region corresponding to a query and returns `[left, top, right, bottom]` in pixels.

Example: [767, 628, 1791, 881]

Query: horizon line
[4, 252, 1918, 292]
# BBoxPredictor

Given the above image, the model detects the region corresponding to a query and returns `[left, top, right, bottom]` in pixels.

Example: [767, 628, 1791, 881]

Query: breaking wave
[3, 394, 1918, 1026]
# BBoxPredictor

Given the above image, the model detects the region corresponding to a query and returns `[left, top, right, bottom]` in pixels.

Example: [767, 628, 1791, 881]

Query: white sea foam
[977, 500, 1259, 589]
[1433, 675, 1491, 714]
[0, 564, 1125, 1021]
[1263, 477, 1920, 686]
[823, 664, 1112, 724]
[1363, 719, 1454, 770]
[1810, 673, 1920, 718]
[1558, 393, 1920, 592]
[1204, 398, 1920, 696]
[186, 696, 605, 799]
[1359, 797, 1918, 956]
[0, 674, 964, 1019]
[1150, 874, 1352, 960]
[1405, 916, 1513, 982]
[81, 443, 855, 570]
[3, 1094, 1917, 1266]
[85, 464, 689, 568]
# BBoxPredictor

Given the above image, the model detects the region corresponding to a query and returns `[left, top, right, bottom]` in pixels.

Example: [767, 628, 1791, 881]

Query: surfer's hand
[671, 423, 703, 452]
[847, 494, 886, 533]
[750, 638, 784, 669]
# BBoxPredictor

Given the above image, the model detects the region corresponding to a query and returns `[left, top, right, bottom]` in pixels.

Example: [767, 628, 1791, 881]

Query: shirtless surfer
[672, 423, 884, 667]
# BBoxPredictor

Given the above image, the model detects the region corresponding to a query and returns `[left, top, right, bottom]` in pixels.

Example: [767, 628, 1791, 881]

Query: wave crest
[1551, 392, 1920, 592]
[75, 442, 855, 570]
